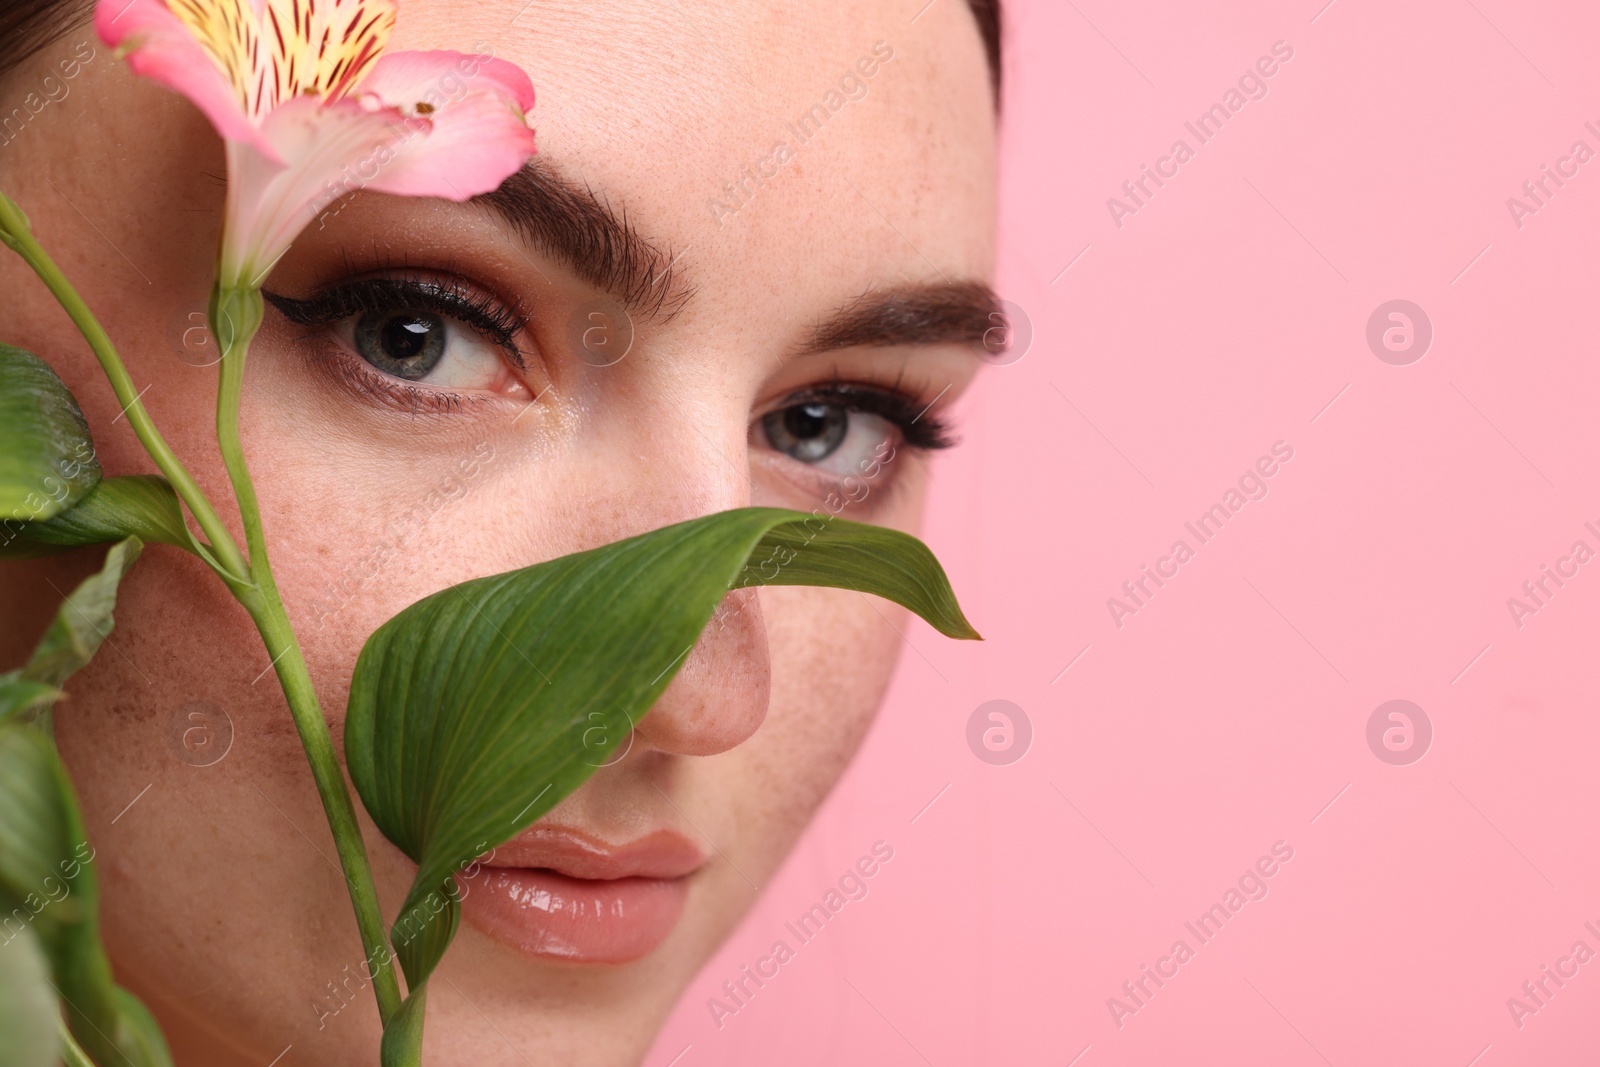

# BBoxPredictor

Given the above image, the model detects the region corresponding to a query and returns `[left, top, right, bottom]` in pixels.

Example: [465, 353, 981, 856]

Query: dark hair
[0, 0, 1001, 98]
[967, 0, 1002, 104]
[0, 0, 89, 82]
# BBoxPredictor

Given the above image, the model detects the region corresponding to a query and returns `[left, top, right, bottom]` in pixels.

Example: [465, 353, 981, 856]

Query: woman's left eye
[756, 400, 899, 476]
[341, 308, 506, 390]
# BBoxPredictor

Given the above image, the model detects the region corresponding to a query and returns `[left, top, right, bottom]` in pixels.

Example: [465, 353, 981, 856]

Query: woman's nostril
[634, 588, 771, 757]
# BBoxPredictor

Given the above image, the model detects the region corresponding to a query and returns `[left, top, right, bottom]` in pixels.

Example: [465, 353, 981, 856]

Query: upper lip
[477, 825, 705, 881]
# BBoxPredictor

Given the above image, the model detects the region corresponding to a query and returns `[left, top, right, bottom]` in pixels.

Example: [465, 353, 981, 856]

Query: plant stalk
[212, 285, 403, 1024]
[57, 1016, 96, 1067]
[0, 191, 248, 584]
[0, 188, 403, 1028]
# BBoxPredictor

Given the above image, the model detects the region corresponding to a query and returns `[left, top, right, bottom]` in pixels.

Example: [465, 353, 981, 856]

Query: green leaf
[347, 507, 977, 1006]
[108, 987, 174, 1067]
[379, 986, 430, 1067]
[0, 476, 193, 560]
[0, 924, 57, 1067]
[0, 345, 100, 522]
[0, 674, 62, 723]
[57, 1019, 98, 1067]
[0, 527, 169, 1065]
[0, 725, 106, 1054]
[0, 730, 93, 950]
[0, 724, 172, 1067]
[21, 538, 142, 692]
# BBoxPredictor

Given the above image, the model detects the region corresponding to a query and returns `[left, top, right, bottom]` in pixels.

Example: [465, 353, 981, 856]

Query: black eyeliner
[780, 383, 955, 451]
[264, 277, 528, 368]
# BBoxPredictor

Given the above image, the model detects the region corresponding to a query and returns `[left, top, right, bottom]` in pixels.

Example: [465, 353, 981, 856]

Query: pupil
[785, 402, 832, 440]
[353, 309, 447, 381]
[382, 314, 438, 362]
[762, 401, 848, 463]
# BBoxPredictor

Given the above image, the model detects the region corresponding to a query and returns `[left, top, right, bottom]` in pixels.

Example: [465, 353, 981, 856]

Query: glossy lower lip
[460, 827, 702, 964]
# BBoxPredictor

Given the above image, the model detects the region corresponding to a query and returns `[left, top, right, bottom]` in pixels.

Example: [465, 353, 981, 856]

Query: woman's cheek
[751, 469, 930, 803]
[744, 583, 907, 844]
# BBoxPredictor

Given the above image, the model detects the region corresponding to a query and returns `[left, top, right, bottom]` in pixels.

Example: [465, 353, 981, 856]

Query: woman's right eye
[342, 307, 508, 390]
[265, 276, 535, 401]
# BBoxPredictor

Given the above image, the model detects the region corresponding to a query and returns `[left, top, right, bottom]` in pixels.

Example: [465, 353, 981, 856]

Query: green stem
[0, 192, 248, 584]
[0, 187, 402, 1027]
[235, 580, 404, 1024]
[56, 1016, 95, 1067]
[212, 285, 402, 1025]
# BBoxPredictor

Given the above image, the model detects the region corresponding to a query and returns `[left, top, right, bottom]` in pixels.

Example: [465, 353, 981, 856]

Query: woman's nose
[582, 407, 771, 756]
[634, 585, 770, 755]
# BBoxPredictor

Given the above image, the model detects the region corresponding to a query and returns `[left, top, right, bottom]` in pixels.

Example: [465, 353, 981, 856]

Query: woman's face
[0, 1, 995, 1062]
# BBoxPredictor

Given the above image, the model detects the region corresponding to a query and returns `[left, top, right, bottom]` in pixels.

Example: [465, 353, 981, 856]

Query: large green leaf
[0, 726, 93, 954]
[0, 724, 171, 1067]
[0, 345, 99, 522]
[346, 506, 978, 1020]
[0, 923, 57, 1067]
[0, 476, 193, 560]
[0, 528, 170, 1065]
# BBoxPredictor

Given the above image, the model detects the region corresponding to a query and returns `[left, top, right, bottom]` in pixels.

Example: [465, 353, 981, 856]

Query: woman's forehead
[382, 0, 997, 302]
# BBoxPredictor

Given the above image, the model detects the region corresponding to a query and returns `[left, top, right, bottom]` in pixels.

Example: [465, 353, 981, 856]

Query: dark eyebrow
[474, 160, 693, 321]
[798, 281, 1002, 357]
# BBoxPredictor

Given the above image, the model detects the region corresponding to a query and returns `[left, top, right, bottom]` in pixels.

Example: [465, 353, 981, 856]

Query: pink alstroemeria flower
[97, 0, 537, 288]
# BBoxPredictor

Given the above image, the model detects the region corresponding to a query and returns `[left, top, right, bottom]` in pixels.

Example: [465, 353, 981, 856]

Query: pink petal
[220, 94, 414, 285]
[96, 0, 277, 159]
[354, 50, 537, 200]
[362, 49, 535, 115]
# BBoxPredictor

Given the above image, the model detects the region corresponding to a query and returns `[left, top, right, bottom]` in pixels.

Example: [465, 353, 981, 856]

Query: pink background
[649, 1, 1600, 1064]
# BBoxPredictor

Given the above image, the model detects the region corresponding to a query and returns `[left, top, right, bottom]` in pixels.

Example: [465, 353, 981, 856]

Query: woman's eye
[342, 308, 508, 391]
[266, 279, 532, 403]
[764, 402, 846, 461]
[354, 310, 446, 380]
[758, 401, 897, 475]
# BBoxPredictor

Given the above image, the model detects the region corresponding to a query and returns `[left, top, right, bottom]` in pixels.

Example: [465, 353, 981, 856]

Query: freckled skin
[0, 2, 994, 1064]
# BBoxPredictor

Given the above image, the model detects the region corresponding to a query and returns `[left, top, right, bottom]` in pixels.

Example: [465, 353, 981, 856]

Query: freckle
[415, 101, 433, 114]
[110, 702, 155, 725]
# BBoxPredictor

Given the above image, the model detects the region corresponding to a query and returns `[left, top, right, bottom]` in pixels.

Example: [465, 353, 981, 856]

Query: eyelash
[265, 276, 530, 366]
[770, 381, 956, 453]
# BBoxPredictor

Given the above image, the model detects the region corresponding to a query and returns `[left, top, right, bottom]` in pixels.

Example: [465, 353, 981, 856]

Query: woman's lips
[459, 826, 703, 964]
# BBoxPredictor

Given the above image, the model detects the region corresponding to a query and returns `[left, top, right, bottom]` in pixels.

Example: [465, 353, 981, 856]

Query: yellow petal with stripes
[163, 0, 396, 119]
